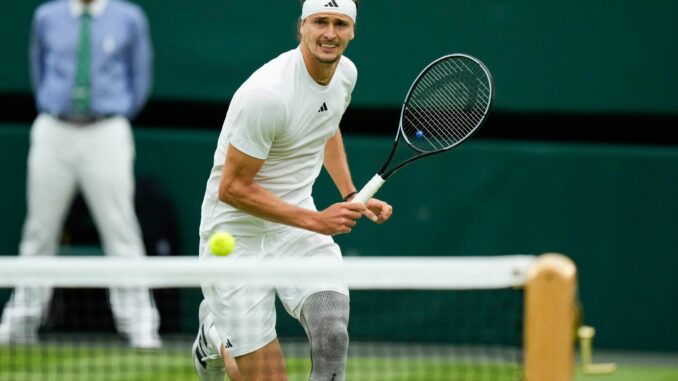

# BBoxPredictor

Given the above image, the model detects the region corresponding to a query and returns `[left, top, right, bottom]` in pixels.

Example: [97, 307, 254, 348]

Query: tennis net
[0, 254, 575, 381]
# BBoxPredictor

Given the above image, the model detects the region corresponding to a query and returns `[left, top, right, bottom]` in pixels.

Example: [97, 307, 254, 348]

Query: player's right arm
[218, 144, 365, 235]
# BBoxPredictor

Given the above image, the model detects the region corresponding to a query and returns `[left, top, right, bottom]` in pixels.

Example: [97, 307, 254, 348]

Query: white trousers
[0, 114, 160, 346]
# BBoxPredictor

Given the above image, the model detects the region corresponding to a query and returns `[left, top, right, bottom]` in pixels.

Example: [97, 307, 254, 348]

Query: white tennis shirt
[200, 46, 357, 237]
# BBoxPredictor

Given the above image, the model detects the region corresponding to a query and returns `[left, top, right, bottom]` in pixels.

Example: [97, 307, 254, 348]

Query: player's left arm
[323, 128, 356, 200]
[323, 129, 393, 224]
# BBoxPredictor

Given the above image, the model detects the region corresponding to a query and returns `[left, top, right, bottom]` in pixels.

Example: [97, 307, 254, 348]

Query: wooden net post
[524, 253, 577, 381]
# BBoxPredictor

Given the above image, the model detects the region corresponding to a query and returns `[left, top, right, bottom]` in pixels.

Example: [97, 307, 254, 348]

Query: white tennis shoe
[0, 322, 38, 345]
[130, 333, 162, 350]
[192, 301, 226, 381]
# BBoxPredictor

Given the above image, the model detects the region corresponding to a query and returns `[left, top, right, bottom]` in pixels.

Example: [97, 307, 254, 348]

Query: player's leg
[201, 286, 287, 381]
[234, 338, 288, 381]
[221, 345, 242, 381]
[274, 228, 350, 381]
[193, 299, 242, 381]
[77, 117, 160, 348]
[0, 115, 77, 343]
[299, 291, 350, 381]
[199, 234, 286, 380]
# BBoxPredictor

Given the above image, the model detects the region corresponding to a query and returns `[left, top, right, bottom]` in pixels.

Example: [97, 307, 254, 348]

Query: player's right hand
[312, 202, 366, 235]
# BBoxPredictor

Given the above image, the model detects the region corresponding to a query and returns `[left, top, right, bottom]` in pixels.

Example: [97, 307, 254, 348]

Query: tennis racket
[353, 53, 494, 204]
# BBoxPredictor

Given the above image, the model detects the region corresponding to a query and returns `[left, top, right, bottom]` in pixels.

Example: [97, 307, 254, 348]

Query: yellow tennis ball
[208, 231, 236, 256]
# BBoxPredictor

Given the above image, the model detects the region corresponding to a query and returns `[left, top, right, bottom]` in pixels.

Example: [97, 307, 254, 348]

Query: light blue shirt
[30, 0, 152, 119]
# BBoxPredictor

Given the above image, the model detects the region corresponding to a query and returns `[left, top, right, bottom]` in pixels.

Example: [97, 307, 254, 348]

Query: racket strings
[427, 64, 487, 123]
[402, 56, 492, 153]
[406, 86, 470, 146]
[409, 66, 486, 145]
[411, 79, 477, 141]
[411, 79, 473, 137]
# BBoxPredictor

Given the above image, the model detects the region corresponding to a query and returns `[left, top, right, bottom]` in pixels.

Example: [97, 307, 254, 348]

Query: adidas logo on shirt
[318, 102, 328, 112]
[324, 0, 339, 7]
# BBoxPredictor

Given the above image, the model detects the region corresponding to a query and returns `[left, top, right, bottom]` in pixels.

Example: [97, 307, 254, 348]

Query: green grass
[0, 344, 193, 381]
[574, 367, 678, 381]
[286, 357, 523, 381]
[1, 344, 677, 381]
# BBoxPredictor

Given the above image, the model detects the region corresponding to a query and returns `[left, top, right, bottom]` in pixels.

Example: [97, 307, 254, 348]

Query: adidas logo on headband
[301, 0, 357, 23]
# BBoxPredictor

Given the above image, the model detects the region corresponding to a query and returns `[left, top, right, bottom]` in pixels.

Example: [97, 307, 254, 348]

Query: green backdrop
[1, 0, 677, 113]
[1, 0, 677, 355]
[1, 124, 677, 351]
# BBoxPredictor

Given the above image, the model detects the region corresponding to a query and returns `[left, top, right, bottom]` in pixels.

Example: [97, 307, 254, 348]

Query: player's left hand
[363, 198, 393, 224]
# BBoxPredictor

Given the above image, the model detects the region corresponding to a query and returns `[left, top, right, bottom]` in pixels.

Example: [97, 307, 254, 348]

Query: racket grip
[352, 174, 385, 204]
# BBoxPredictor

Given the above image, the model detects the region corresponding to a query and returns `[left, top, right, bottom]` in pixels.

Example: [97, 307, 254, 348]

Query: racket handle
[353, 174, 385, 204]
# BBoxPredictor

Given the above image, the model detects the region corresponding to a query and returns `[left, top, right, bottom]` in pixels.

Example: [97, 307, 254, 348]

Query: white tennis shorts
[200, 227, 349, 357]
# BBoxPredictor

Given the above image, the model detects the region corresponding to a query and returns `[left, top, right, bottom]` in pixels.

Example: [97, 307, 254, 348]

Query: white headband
[301, 0, 357, 24]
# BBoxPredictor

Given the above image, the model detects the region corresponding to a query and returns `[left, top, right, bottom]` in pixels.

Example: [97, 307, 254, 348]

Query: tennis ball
[415, 130, 424, 138]
[208, 231, 236, 256]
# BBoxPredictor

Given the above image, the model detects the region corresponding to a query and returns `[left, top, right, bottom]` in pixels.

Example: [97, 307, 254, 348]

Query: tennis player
[192, 0, 392, 380]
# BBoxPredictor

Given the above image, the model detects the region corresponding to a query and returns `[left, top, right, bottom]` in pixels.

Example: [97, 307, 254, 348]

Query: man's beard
[314, 51, 341, 64]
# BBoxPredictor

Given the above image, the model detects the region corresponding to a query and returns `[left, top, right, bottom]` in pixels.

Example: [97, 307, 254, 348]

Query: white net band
[0, 255, 534, 289]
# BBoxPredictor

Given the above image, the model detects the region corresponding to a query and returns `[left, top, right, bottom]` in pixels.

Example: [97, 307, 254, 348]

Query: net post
[524, 253, 577, 381]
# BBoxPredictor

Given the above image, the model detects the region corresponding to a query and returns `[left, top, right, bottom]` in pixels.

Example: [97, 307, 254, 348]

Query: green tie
[73, 9, 91, 114]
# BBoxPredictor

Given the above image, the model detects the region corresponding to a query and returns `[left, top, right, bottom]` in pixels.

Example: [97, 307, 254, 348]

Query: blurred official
[0, 0, 160, 349]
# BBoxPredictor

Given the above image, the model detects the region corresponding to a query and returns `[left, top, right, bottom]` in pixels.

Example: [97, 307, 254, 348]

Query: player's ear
[299, 19, 306, 36]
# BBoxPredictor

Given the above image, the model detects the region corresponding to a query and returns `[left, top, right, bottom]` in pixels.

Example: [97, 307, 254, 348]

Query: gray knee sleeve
[300, 291, 350, 381]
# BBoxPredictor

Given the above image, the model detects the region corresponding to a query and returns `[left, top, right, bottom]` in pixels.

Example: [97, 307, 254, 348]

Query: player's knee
[321, 316, 349, 356]
[301, 291, 349, 357]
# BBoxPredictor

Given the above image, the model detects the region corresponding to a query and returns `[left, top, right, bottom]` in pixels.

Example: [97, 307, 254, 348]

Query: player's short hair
[299, 0, 360, 8]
